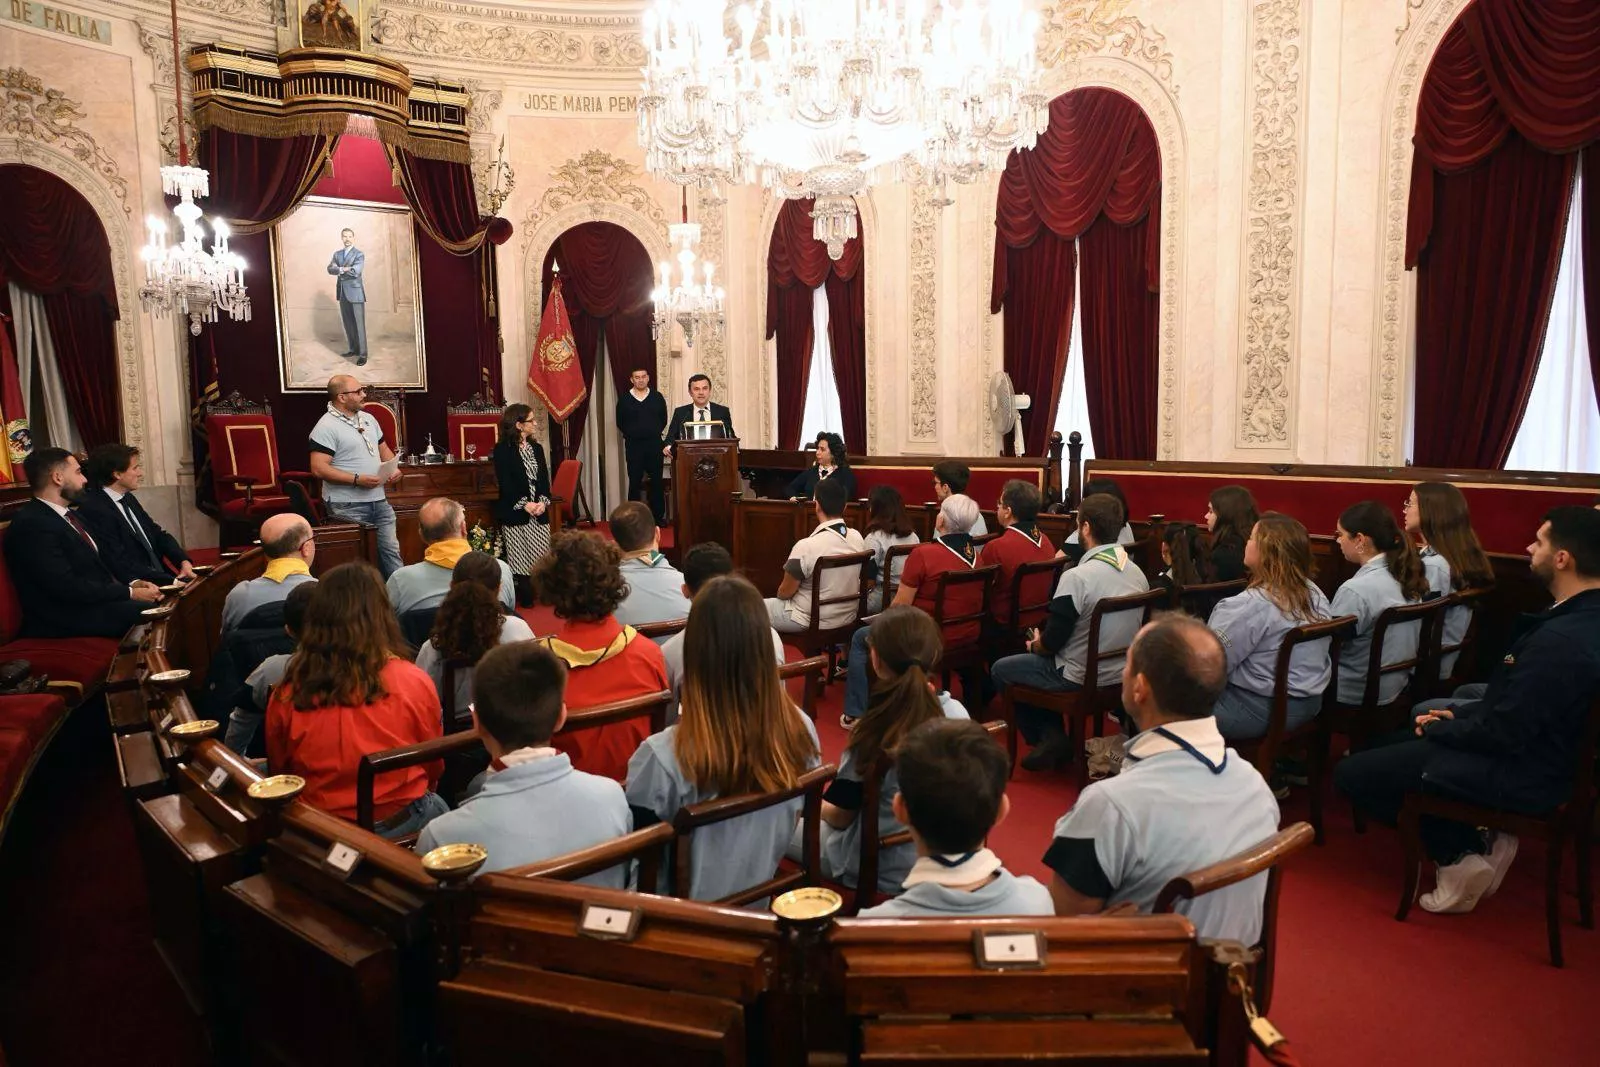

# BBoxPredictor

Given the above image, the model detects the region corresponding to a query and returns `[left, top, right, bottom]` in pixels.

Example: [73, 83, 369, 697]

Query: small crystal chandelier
[639, 1, 1048, 259]
[651, 188, 726, 351]
[138, 0, 250, 336]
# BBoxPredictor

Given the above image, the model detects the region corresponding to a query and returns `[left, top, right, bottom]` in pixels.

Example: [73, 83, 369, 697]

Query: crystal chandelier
[639, 1, 1048, 258]
[138, 0, 250, 336]
[651, 188, 726, 350]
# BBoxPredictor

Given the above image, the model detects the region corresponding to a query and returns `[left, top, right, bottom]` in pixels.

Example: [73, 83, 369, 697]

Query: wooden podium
[672, 436, 740, 553]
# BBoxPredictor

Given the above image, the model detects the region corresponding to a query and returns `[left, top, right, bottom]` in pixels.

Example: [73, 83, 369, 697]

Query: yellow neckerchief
[423, 537, 471, 571]
[540, 625, 639, 668]
[1083, 544, 1131, 571]
[262, 557, 311, 583]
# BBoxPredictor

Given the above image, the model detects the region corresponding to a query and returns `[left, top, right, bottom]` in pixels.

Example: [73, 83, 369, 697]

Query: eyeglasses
[338, 387, 368, 397]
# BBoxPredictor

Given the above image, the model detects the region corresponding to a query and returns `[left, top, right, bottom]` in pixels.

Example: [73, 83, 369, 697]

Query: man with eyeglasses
[308, 374, 404, 576]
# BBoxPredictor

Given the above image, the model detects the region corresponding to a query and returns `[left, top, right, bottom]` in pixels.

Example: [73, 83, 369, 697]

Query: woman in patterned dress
[492, 403, 552, 606]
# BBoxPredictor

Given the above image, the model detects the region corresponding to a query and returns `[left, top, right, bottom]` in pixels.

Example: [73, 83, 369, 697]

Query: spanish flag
[527, 274, 586, 422]
[0, 311, 29, 484]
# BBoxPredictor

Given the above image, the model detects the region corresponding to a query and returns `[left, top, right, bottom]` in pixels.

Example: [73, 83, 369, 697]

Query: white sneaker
[1419, 853, 1495, 914]
[1484, 833, 1519, 898]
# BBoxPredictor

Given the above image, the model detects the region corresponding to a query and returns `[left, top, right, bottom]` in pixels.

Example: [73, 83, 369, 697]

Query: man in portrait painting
[328, 227, 368, 367]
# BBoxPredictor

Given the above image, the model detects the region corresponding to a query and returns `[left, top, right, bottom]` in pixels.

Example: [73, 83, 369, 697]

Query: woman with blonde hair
[626, 574, 820, 902]
[266, 561, 447, 838]
[1403, 481, 1493, 680]
[816, 606, 968, 894]
[1208, 513, 1334, 740]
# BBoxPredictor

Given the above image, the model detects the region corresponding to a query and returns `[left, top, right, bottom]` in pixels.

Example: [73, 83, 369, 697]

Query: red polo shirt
[899, 537, 984, 647]
[266, 657, 443, 822]
[549, 615, 671, 782]
[978, 524, 1059, 627]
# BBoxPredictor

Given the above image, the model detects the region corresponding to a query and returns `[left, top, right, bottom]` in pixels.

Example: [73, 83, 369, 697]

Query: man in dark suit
[4, 448, 163, 638]
[78, 443, 195, 586]
[663, 373, 737, 455]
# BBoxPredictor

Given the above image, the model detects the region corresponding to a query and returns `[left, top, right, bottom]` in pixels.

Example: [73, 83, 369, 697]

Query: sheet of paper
[378, 457, 399, 481]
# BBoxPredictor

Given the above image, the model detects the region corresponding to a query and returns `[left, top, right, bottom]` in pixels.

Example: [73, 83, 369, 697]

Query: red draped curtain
[540, 222, 655, 457]
[992, 89, 1161, 458]
[1406, 0, 1600, 469]
[0, 164, 121, 447]
[766, 198, 866, 452]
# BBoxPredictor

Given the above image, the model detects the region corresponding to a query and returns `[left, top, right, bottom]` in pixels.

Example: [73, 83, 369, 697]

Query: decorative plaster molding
[522, 149, 666, 237]
[1372, 0, 1468, 465]
[693, 186, 729, 402]
[984, 56, 1186, 459]
[370, 3, 643, 70]
[908, 185, 939, 442]
[1236, 0, 1307, 449]
[0, 67, 130, 214]
[1396, 0, 1428, 44]
[0, 131, 146, 456]
[462, 80, 503, 133]
[1037, 2, 1178, 96]
[182, 0, 275, 21]
[136, 21, 199, 169]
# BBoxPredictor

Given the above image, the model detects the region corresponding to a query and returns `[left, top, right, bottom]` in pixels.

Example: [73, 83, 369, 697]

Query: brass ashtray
[148, 668, 191, 688]
[420, 842, 489, 882]
[771, 887, 842, 922]
[168, 718, 220, 740]
[219, 551, 242, 560]
[159, 583, 185, 594]
[191, 564, 215, 574]
[141, 605, 175, 618]
[247, 774, 305, 805]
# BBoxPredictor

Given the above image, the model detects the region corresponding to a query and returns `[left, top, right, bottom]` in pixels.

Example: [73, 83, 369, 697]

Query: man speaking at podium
[664, 373, 736, 453]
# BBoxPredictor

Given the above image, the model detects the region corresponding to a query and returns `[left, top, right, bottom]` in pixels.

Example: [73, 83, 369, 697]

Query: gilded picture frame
[272, 195, 427, 392]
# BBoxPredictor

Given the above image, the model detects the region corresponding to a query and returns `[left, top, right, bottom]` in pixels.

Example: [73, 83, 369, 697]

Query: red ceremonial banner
[527, 275, 587, 423]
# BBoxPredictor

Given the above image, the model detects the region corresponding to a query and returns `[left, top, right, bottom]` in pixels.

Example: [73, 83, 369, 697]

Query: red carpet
[0, 680, 1592, 1065]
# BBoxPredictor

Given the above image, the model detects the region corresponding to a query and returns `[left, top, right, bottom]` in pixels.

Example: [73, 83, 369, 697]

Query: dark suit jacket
[667, 402, 736, 448]
[786, 464, 857, 501]
[492, 438, 552, 527]
[3, 498, 142, 638]
[77, 487, 188, 584]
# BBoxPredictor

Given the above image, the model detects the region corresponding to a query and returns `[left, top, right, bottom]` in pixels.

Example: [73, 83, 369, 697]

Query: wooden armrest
[881, 829, 913, 850]
[356, 731, 485, 830]
[1154, 822, 1314, 912]
[673, 763, 837, 831]
[500, 823, 674, 893]
[561, 690, 673, 734]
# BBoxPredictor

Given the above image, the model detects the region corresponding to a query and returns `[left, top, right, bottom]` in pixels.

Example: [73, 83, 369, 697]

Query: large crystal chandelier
[651, 188, 726, 350]
[639, 0, 1048, 258]
[138, 0, 250, 336]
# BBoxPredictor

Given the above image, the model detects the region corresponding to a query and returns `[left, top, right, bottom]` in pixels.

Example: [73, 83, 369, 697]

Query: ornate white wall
[3, 0, 1477, 542]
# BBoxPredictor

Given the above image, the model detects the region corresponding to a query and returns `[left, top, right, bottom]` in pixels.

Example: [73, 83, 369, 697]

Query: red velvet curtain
[392, 148, 504, 254]
[540, 222, 655, 457]
[992, 89, 1161, 457]
[0, 164, 121, 446]
[766, 198, 865, 451]
[200, 128, 334, 234]
[1406, 0, 1600, 467]
[1587, 144, 1599, 415]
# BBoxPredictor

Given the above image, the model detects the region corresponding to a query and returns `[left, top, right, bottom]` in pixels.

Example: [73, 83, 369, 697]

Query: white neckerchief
[327, 403, 376, 457]
[902, 847, 1004, 889]
[493, 746, 560, 772]
[1123, 716, 1227, 766]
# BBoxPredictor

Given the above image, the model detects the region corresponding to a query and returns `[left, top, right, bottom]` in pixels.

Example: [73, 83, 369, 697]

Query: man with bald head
[220, 513, 317, 636]
[1041, 613, 1280, 944]
[308, 374, 402, 576]
[386, 496, 514, 617]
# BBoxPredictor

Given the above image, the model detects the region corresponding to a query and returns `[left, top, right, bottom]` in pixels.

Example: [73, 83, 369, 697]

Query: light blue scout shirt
[1065, 523, 1136, 547]
[416, 751, 632, 886]
[1053, 545, 1151, 686]
[857, 850, 1054, 918]
[1420, 547, 1469, 678]
[309, 405, 386, 503]
[1329, 555, 1420, 704]
[1044, 716, 1280, 945]
[1209, 583, 1333, 698]
[819, 692, 969, 894]
[386, 557, 515, 616]
[615, 552, 693, 635]
[625, 708, 821, 903]
[414, 614, 536, 717]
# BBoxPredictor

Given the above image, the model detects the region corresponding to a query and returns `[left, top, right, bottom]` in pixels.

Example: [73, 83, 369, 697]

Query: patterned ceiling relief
[521, 149, 666, 237]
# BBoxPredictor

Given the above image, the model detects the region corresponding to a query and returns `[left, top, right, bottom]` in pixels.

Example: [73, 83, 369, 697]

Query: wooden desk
[386, 460, 499, 564]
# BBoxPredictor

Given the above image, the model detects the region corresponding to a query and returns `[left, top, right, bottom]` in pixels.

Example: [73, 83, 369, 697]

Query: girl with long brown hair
[415, 551, 535, 725]
[817, 606, 968, 893]
[1331, 500, 1429, 705]
[625, 574, 819, 902]
[265, 562, 447, 838]
[863, 484, 920, 614]
[1208, 513, 1334, 739]
[1404, 481, 1494, 679]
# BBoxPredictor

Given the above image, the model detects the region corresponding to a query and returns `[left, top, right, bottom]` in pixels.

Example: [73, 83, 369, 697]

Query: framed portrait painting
[272, 196, 427, 391]
[298, 0, 366, 51]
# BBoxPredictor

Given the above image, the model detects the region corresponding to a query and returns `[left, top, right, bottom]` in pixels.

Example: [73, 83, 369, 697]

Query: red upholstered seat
[205, 412, 295, 518]
[448, 414, 499, 460]
[0, 693, 71, 843]
[363, 400, 400, 453]
[0, 524, 120, 695]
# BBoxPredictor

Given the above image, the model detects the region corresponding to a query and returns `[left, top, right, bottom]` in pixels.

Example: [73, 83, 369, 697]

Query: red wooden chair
[202, 392, 315, 546]
[446, 391, 501, 460]
[361, 388, 405, 454]
[548, 458, 588, 529]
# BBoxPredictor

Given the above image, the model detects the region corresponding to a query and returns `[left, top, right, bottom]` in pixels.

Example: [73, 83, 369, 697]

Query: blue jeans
[844, 626, 873, 720]
[991, 652, 1080, 744]
[1211, 685, 1322, 741]
[223, 705, 262, 754]
[324, 497, 402, 578]
[375, 791, 450, 841]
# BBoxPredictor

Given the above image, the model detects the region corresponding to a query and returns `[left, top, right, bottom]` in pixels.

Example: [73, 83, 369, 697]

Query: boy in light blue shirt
[416, 642, 632, 885]
[858, 719, 1052, 919]
[610, 501, 691, 637]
